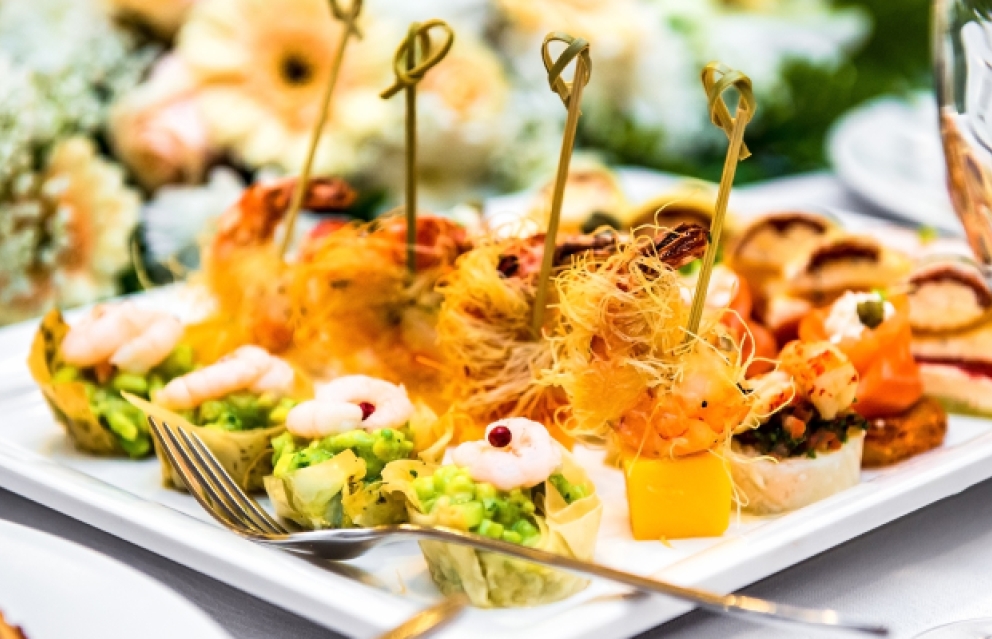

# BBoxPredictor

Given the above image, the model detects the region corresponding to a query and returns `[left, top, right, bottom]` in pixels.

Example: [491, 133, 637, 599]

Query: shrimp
[61, 303, 152, 368]
[740, 370, 796, 431]
[615, 345, 750, 458]
[61, 303, 182, 374]
[778, 340, 858, 420]
[451, 418, 562, 491]
[154, 346, 293, 410]
[110, 314, 184, 374]
[209, 177, 356, 263]
[316, 375, 414, 431]
[201, 177, 356, 354]
[285, 400, 364, 439]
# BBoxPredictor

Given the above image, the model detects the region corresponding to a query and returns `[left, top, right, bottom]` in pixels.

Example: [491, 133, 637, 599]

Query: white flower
[0, 137, 141, 324]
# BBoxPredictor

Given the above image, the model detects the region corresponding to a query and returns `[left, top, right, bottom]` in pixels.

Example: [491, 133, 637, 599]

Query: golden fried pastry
[861, 396, 948, 468]
[0, 611, 27, 639]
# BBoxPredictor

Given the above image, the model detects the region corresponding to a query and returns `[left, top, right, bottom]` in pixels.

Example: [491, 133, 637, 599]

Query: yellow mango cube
[622, 451, 731, 540]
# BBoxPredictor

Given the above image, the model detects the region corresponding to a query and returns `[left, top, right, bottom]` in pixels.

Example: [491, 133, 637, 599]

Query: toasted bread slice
[909, 260, 992, 333]
[623, 186, 729, 236]
[788, 234, 912, 300]
[729, 212, 835, 295]
[861, 396, 948, 468]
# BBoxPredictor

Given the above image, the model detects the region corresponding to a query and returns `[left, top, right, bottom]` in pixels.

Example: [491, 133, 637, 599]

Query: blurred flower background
[0, 0, 930, 324]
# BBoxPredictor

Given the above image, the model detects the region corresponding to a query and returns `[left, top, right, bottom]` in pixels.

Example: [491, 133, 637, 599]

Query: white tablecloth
[2, 174, 982, 639]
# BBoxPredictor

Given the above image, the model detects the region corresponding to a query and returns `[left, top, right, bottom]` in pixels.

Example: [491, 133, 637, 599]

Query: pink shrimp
[61, 303, 181, 373]
[451, 418, 562, 491]
[154, 346, 294, 410]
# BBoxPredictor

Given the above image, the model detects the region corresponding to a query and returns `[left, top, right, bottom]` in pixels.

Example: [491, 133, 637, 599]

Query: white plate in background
[0, 518, 229, 639]
[828, 93, 961, 233]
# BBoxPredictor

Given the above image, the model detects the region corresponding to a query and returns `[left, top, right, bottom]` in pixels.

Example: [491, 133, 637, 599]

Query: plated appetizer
[435, 228, 628, 444]
[383, 418, 602, 608]
[729, 212, 834, 284]
[28, 304, 193, 457]
[908, 259, 992, 416]
[263, 375, 450, 529]
[731, 341, 865, 514]
[196, 176, 357, 358]
[762, 233, 911, 343]
[800, 291, 948, 467]
[544, 223, 744, 539]
[127, 345, 310, 491]
[289, 214, 471, 405]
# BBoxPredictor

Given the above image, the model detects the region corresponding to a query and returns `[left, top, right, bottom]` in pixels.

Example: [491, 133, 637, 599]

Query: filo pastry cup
[729, 429, 865, 515]
[126, 393, 293, 493]
[264, 402, 452, 530]
[381, 447, 602, 608]
[29, 310, 126, 456]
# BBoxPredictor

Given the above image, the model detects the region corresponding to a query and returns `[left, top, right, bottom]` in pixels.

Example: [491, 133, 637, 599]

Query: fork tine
[146, 416, 246, 532]
[179, 429, 287, 535]
[163, 424, 269, 535]
[153, 417, 267, 534]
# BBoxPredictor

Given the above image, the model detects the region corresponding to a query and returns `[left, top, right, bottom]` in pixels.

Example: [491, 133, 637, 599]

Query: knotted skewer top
[380, 20, 455, 99]
[701, 62, 756, 160]
[328, 0, 363, 38]
[541, 32, 592, 109]
[530, 32, 593, 337]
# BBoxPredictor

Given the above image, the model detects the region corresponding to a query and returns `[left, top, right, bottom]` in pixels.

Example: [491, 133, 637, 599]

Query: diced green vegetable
[111, 372, 149, 396]
[412, 466, 544, 546]
[549, 473, 588, 504]
[154, 344, 195, 379]
[52, 366, 80, 383]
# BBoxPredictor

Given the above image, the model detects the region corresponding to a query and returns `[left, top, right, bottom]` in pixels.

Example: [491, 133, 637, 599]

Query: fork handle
[394, 526, 889, 637]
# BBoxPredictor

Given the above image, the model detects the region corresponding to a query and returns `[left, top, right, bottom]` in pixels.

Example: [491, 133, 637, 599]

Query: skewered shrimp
[154, 346, 294, 410]
[740, 370, 796, 431]
[778, 340, 858, 420]
[209, 177, 356, 262]
[110, 314, 184, 374]
[316, 375, 414, 431]
[451, 418, 562, 491]
[615, 345, 750, 458]
[285, 400, 364, 439]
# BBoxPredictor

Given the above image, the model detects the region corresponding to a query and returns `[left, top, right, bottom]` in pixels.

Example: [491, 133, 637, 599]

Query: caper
[856, 299, 885, 329]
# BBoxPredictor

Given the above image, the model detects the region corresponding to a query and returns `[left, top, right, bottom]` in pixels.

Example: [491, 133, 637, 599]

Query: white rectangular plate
[1, 210, 989, 637]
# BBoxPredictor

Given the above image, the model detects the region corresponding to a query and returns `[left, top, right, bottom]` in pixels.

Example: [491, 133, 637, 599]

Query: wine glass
[921, 11, 992, 639]
[934, 0, 992, 285]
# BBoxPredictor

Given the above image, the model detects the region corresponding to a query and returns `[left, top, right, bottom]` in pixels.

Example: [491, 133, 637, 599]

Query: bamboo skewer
[685, 63, 756, 340]
[530, 33, 592, 337]
[279, 0, 364, 260]
[381, 20, 455, 274]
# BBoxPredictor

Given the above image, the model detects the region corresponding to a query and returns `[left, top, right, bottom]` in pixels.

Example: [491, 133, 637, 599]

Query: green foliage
[587, 0, 933, 183]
